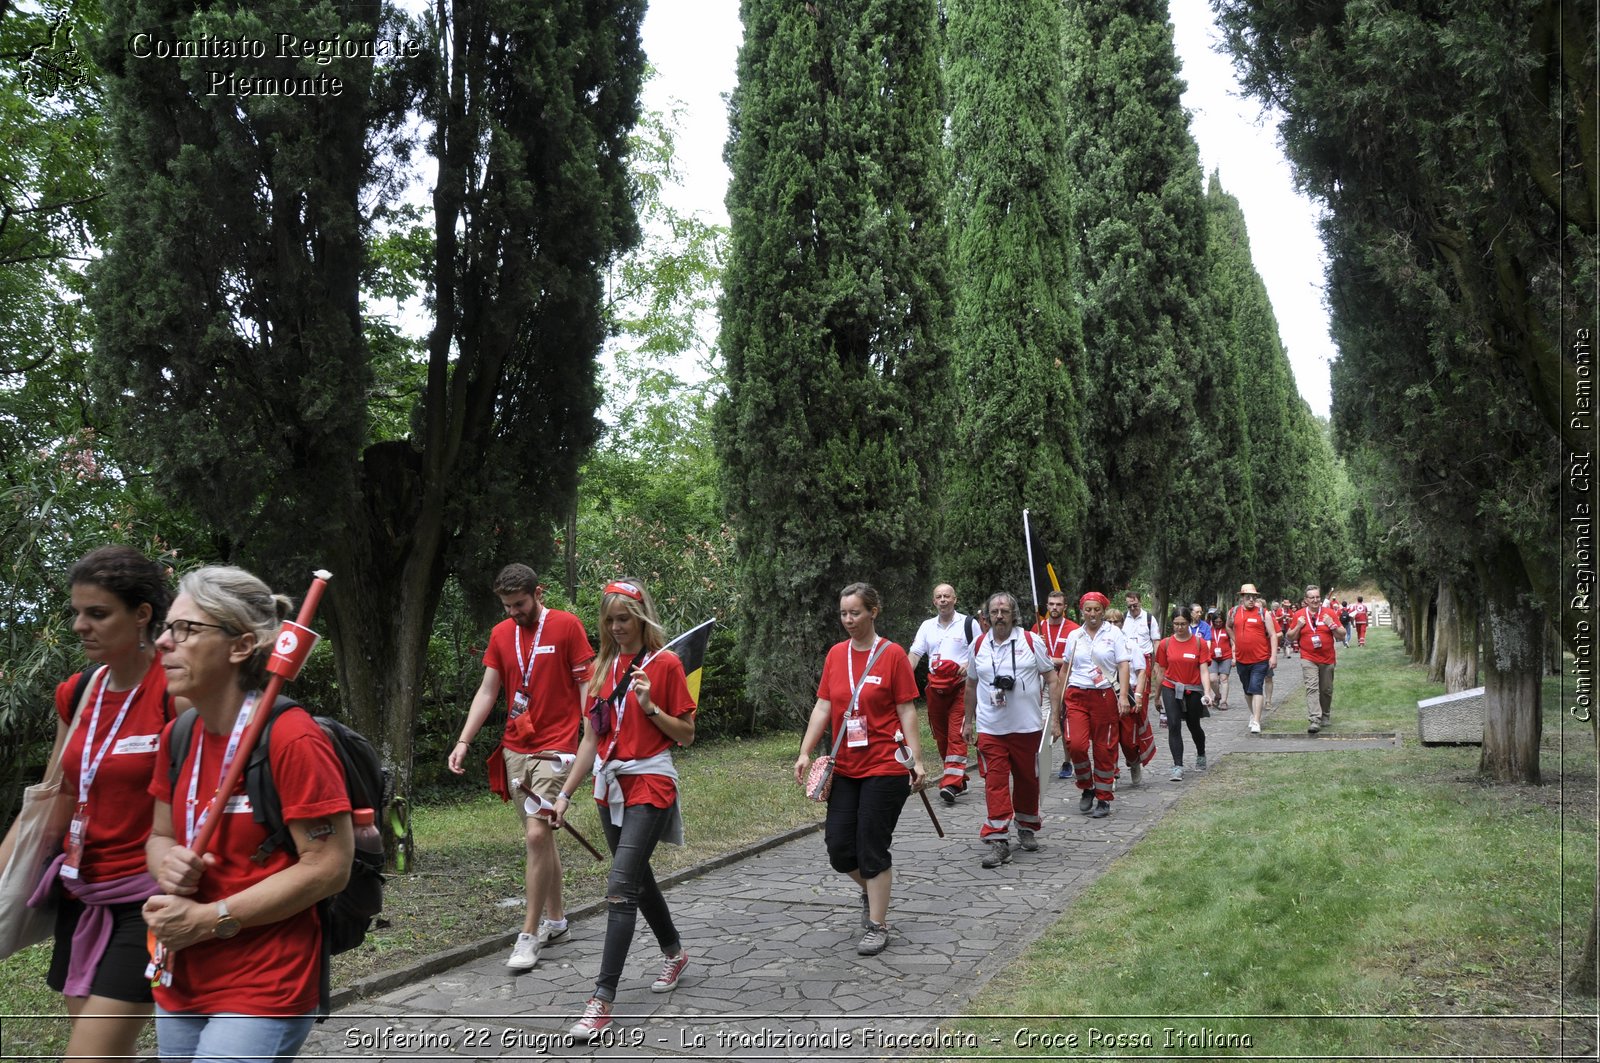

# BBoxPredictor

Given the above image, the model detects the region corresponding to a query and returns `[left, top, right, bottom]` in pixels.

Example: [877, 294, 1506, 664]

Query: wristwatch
[214, 898, 242, 940]
[645, 707, 661, 717]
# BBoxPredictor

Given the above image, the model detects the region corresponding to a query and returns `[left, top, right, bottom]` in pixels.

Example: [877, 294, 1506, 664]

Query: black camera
[992, 675, 1016, 691]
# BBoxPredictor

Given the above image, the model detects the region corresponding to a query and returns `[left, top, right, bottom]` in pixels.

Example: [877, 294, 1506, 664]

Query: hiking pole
[518, 782, 605, 861]
[893, 730, 943, 838]
[149, 569, 330, 987]
[190, 570, 331, 857]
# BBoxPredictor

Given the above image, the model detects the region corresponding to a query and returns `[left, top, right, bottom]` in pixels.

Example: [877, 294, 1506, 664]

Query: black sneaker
[1090, 799, 1111, 819]
[938, 785, 958, 806]
[1017, 829, 1038, 852]
[981, 840, 1012, 868]
[1078, 791, 1095, 814]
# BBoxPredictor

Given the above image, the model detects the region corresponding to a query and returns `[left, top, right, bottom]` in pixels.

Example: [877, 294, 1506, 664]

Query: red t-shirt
[1295, 606, 1343, 664]
[54, 658, 173, 883]
[1230, 604, 1273, 664]
[1273, 607, 1291, 632]
[482, 610, 595, 754]
[1210, 628, 1233, 662]
[148, 705, 350, 1015]
[1155, 636, 1209, 688]
[593, 650, 696, 808]
[815, 639, 919, 779]
[1035, 618, 1080, 664]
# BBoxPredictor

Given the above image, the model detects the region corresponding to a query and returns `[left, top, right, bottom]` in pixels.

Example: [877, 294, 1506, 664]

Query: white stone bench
[1417, 686, 1484, 745]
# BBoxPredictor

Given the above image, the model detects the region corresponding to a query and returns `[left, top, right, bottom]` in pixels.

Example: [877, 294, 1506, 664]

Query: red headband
[1080, 591, 1110, 608]
[603, 581, 643, 601]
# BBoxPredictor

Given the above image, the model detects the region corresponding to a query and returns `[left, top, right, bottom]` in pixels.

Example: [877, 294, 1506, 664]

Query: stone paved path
[304, 655, 1397, 1061]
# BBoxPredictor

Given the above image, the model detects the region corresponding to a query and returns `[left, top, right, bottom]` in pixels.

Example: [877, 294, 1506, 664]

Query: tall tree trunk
[1475, 540, 1542, 784]
[1404, 573, 1431, 664]
[1429, 578, 1479, 692]
[1428, 576, 1455, 684]
[1571, 893, 1598, 996]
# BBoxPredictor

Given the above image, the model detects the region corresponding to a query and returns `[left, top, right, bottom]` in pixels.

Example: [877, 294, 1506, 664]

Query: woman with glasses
[795, 583, 924, 958]
[142, 566, 351, 1063]
[0, 546, 175, 1063]
[555, 579, 697, 1043]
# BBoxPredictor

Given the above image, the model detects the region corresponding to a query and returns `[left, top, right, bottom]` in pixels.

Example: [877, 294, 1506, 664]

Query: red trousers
[1065, 686, 1120, 801]
[925, 683, 969, 788]
[1118, 703, 1157, 769]
[976, 731, 1042, 839]
[1355, 621, 1368, 646]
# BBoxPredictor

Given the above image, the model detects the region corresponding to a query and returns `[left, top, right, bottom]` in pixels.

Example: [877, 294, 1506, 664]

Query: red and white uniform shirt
[482, 609, 595, 754]
[816, 639, 919, 779]
[593, 650, 696, 808]
[1155, 635, 1210, 689]
[53, 657, 172, 883]
[1120, 610, 1160, 662]
[1062, 624, 1135, 690]
[970, 629, 1055, 736]
[149, 706, 350, 1016]
[910, 612, 973, 692]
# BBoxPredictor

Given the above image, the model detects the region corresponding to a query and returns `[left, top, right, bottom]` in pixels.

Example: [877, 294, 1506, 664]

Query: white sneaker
[1248, 719, 1261, 734]
[536, 918, 569, 946]
[1169, 764, 1184, 782]
[507, 932, 539, 970]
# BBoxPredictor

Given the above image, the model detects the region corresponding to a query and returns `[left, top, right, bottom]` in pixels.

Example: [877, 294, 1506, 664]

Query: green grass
[946, 632, 1597, 1059]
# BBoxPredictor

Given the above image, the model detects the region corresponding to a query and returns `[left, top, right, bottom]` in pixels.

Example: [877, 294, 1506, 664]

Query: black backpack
[166, 697, 388, 1008]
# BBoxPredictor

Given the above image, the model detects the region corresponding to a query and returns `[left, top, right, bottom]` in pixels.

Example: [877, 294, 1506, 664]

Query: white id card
[845, 712, 869, 747]
[510, 691, 529, 720]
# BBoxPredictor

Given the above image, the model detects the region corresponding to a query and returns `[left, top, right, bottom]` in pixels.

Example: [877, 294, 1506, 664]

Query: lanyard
[78, 673, 143, 804]
[603, 648, 664, 760]
[845, 637, 884, 717]
[513, 610, 549, 690]
[184, 692, 257, 845]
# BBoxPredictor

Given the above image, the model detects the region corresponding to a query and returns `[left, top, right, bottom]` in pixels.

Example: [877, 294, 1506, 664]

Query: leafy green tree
[718, 0, 951, 724]
[939, 0, 1085, 607]
[89, 0, 647, 809]
[1060, 0, 1212, 593]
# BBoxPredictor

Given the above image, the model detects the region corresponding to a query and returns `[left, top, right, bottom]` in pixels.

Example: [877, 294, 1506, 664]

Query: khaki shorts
[503, 749, 573, 822]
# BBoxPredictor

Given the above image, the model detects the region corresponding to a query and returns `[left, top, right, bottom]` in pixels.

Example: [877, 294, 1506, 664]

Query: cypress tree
[90, 0, 646, 801]
[940, 0, 1086, 609]
[1060, 0, 1211, 593]
[718, 0, 950, 724]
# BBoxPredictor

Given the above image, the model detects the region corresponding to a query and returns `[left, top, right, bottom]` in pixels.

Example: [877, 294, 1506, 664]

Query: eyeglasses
[158, 619, 237, 644]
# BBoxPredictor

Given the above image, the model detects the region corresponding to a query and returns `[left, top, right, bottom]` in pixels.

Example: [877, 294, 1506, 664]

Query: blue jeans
[156, 1009, 317, 1062]
[595, 802, 680, 1003]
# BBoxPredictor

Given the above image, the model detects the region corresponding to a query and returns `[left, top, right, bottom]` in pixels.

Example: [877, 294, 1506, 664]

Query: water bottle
[352, 808, 383, 860]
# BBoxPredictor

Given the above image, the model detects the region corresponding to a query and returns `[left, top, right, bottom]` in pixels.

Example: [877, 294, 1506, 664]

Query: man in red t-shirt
[1032, 590, 1079, 779]
[1227, 583, 1279, 735]
[1286, 584, 1342, 733]
[448, 564, 595, 970]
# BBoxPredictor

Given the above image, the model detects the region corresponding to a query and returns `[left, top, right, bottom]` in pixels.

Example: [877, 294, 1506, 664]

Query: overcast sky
[636, 0, 1336, 418]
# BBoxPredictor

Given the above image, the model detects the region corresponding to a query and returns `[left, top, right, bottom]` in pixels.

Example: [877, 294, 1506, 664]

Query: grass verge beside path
[947, 633, 1597, 1060]
[0, 730, 826, 1059]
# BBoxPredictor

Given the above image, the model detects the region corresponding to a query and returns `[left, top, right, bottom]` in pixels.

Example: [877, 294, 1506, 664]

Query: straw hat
[1238, 583, 1260, 596]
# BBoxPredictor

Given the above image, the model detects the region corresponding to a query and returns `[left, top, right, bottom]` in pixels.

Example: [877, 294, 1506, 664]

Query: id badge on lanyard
[845, 641, 876, 748]
[845, 711, 869, 748]
[61, 804, 88, 879]
[510, 691, 530, 720]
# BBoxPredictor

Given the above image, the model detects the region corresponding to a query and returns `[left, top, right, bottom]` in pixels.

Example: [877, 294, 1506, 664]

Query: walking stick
[518, 782, 605, 861]
[149, 570, 331, 986]
[893, 730, 944, 838]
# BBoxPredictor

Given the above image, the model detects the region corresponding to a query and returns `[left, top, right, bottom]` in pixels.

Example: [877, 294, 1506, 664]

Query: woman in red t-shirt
[557, 578, 697, 1043]
[143, 566, 352, 1063]
[1206, 609, 1233, 709]
[0, 546, 174, 1063]
[1152, 611, 1215, 781]
[794, 582, 924, 958]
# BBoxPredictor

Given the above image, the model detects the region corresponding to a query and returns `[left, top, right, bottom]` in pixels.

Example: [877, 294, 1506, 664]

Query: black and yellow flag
[664, 618, 715, 702]
[1023, 509, 1061, 622]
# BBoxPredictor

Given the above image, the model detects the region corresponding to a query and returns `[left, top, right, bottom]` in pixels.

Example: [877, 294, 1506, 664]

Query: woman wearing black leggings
[1151, 610, 1215, 782]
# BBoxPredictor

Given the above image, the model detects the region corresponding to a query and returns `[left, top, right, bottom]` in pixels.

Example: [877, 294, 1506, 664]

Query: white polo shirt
[910, 612, 973, 687]
[1063, 623, 1135, 690]
[970, 628, 1055, 735]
